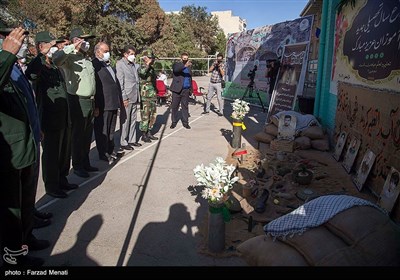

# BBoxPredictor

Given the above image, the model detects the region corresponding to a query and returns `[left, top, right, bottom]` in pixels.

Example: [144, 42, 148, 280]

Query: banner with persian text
[330, 0, 400, 94]
[267, 43, 309, 118]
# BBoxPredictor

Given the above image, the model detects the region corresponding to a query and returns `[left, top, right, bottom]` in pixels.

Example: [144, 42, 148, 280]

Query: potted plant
[231, 99, 250, 148]
[293, 164, 313, 185]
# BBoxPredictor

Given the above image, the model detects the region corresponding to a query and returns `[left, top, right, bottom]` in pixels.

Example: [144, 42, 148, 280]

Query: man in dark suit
[25, 31, 77, 199]
[92, 42, 124, 162]
[169, 52, 192, 129]
[0, 26, 47, 266]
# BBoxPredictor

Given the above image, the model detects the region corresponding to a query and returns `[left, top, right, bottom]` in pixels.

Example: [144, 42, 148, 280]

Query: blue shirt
[10, 64, 41, 145]
[182, 67, 191, 89]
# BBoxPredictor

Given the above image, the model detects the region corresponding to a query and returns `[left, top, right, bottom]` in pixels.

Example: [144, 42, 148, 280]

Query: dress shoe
[141, 134, 151, 143]
[27, 235, 50, 251]
[84, 166, 99, 172]
[217, 112, 223, 117]
[121, 145, 134, 150]
[74, 169, 90, 178]
[16, 255, 45, 266]
[147, 133, 158, 140]
[34, 209, 53, 219]
[129, 142, 142, 147]
[183, 124, 191, 129]
[60, 182, 79, 190]
[201, 111, 210, 115]
[46, 190, 68, 198]
[33, 216, 51, 229]
[170, 123, 177, 129]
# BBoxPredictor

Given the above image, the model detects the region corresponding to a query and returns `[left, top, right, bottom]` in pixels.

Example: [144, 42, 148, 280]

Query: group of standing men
[0, 24, 159, 266]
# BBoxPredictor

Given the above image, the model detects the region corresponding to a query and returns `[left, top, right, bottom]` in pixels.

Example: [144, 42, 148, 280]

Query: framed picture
[342, 137, 361, 173]
[378, 167, 400, 213]
[333, 131, 347, 161]
[353, 149, 376, 191]
[277, 114, 297, 141]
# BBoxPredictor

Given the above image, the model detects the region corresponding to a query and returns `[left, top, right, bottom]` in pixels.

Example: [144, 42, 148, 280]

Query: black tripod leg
[256, 90, 266, 112]
[241, 86, 249, 100]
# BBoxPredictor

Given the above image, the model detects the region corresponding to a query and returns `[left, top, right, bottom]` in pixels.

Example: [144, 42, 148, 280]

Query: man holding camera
[203, 53, 225, 116]
[169, 52, 192, 129]
[266, 58, 280, 99]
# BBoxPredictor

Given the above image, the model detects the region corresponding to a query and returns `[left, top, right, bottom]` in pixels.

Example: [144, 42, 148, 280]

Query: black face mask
[182, 59, 188, 64]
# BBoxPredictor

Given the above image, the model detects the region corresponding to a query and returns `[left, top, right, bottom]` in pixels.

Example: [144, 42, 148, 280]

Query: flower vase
[208, 202, 226, 253]
[232, 118, 243, 149]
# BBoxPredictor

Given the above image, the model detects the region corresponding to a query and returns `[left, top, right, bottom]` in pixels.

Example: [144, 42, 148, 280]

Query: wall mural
[223, 15, 313, 106]
[336, 82, 400, 195]
[330, 0, 400, 94]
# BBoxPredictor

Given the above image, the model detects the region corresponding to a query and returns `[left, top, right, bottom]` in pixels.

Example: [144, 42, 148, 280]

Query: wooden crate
[270, 139, 294, 152]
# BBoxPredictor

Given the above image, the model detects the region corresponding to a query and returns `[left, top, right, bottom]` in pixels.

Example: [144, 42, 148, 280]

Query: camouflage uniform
[139, 63, 157, 133]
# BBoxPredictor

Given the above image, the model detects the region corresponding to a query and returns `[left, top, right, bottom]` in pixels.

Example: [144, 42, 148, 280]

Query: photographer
[248, 65, 257, 86]
[203, 53, 225, 116]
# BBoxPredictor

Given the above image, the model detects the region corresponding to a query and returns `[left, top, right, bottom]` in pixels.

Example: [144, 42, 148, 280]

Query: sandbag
[294, 136, 311, 150]
[301, 126, 325, 140]
[253, 131, 275, 144]
[311, 136, 330, 151]
[264, 124, 278, 136]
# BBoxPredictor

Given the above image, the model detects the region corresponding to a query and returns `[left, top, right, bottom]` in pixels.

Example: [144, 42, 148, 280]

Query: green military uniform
[25, 51, 72, 195]
[138, 54, 158, 141]
[0, 50, 37, 253]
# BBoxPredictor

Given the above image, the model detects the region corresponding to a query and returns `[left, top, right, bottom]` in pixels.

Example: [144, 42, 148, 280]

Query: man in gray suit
[116, 45, 142, 150]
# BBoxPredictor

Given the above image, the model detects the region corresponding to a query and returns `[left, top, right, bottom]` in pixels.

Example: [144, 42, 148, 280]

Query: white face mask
[46, 47, 58, 58]
[80, 41, 90, 52]
[127, 54, 135, 63]
[16, 43, 28, 59]
[102, 51, 110, 62]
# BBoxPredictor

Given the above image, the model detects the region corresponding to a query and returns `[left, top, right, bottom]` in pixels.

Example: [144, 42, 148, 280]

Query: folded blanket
[264, 195, 385, 239]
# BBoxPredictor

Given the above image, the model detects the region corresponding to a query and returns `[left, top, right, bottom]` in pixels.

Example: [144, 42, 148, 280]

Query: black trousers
[0, 164, 35, 253]
[94, 110, 117, 157]
[68, 95, 94, 170]
[41, 126, 71, 192]
[171, 88, 190, 125]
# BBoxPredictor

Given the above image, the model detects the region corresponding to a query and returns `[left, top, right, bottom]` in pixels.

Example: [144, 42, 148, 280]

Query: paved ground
[32, 76, 268, 266]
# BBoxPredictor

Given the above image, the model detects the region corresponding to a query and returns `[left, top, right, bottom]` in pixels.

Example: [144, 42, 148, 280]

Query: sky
[158, 0, 310, 30]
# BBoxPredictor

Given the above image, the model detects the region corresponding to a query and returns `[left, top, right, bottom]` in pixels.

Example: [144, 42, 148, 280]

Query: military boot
[141, 133, 151, 143]
[147, 131, 159, 140]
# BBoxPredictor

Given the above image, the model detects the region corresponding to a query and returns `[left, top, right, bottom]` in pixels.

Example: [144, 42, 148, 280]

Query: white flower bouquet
[231, 99, 250, 120]
[193, 157, 239, 205]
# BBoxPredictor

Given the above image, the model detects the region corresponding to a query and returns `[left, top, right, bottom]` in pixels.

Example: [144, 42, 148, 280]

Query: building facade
[211, 10, 247, 37]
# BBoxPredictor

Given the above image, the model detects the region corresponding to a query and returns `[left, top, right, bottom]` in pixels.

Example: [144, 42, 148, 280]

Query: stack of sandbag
[253, 112, 330, 151]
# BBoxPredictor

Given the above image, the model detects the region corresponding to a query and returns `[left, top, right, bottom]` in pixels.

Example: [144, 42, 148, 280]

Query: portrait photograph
[342, 137, 361, 173]
[333, 131, 347, 161]
[277, 114, 297, 141]
[353, 149, 376, 191]
[378, 167, 400, 213]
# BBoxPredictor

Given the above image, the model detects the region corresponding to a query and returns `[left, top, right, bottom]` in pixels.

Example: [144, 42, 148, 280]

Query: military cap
[69, 27, 95, 40]
[35, 31, 56, 44]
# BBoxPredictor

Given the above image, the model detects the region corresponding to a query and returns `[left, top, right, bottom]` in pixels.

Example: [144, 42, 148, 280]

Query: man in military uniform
[52, 27, 98, 178]
[139, 49, 158, 143]
[0, 26, 46, 266]
[25, 31, 77, 199]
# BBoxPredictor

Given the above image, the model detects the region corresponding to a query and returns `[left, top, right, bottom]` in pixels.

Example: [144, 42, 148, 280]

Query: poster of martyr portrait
[342, 137, 361, 173]
[378, 167, 400, 213]
[277, 114, 296, 141]
[333, 131, 348, 161]
[353, 149, 376, 191]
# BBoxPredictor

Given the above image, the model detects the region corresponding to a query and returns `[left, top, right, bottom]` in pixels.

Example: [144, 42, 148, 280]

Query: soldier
[25, 31, 77, 199]
[139, 49, 158, 143]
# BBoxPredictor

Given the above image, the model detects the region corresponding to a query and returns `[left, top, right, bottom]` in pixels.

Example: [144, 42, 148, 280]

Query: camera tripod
[240, 81, 266, 112]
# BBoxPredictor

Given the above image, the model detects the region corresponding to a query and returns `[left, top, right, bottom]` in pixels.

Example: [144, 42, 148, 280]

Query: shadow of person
[46, 214, 103, 266]
[127, 203, 195, 266]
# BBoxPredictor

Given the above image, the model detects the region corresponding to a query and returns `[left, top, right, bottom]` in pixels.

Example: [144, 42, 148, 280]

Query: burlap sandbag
[253, 131, 275, 144]
[294, 136, 311, 150]
[237, 235, 308, 266]
[311, 135, 330, 151]
[265, 124, 278, 136]
[301, 126, 325, 140]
